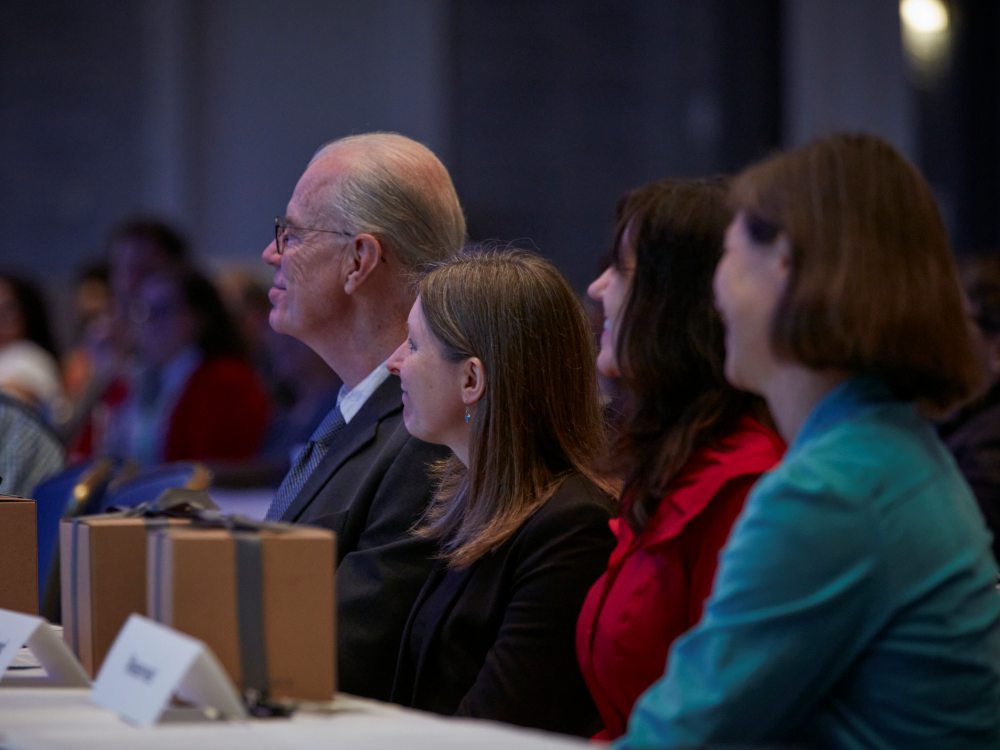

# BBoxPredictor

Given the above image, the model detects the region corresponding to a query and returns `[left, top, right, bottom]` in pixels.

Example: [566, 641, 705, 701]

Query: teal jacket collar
[789, 375, 902, 459]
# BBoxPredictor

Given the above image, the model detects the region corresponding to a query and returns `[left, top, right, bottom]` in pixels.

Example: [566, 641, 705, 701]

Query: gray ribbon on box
[234, 533, 268, 695]
[194, 514, 299, 700]
[67, 489, 220, 661]
[149, 511, 299, 701]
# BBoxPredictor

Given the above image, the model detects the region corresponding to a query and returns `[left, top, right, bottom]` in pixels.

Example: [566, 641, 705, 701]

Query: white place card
[91, 614, 247, 727]
[0, 608, 90, 687]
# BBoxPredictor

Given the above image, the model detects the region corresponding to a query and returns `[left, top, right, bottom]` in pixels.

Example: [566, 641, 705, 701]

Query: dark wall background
[916, 0, 1000, 253]
[448, 0, 781, 289]
[0, 0, 451, 291]
[0, 0, 996, 334]
[0, 2, 145, 276]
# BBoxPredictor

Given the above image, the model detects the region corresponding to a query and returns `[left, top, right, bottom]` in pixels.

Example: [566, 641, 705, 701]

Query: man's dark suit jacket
[389, 474, 616, 736]
[280, 374, 449, 701]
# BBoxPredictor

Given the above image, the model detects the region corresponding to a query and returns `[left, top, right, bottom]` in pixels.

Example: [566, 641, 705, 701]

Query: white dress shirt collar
[336, 361, 392, 423]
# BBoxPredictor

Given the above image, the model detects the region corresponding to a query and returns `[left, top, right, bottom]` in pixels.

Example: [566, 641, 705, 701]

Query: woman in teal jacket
[618, 134, 1000, 749]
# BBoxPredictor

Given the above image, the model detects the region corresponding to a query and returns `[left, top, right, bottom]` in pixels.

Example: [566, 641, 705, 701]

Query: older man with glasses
[262, 132, 465, 701]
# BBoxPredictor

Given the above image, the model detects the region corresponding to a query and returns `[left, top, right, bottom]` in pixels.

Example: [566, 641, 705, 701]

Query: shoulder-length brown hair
[608, 179, 764, 534]
[415, 249, 610, 567]
[730, 133, 981, 414]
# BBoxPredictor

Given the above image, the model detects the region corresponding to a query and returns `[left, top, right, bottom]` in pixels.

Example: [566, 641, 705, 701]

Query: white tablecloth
[1, 493, 594, 749]
[0, 688, 593, 750]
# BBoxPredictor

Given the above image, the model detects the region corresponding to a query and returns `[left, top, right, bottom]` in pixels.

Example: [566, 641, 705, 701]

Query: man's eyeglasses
[274, 217, 354, 255]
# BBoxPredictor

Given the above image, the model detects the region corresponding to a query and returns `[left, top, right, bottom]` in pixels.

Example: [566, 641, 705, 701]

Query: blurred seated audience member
[387, 250, 616, 736]
[618, 134, 1000, 749]
[104, 218, 189, 388]
[108, 217, 188, 314]
[60, 219, 189, 457]
[0, 391, 64, 497]
[939, 253, 1000, 562]
[211, 330, 342, 488]
[216, 267, 279, 392]
[54, 264, 115, 449]
[0, 273, 63, 413]
[578, 179, 784, 741]
[103, 269, 269, 466]
[61, 263, 112, 400]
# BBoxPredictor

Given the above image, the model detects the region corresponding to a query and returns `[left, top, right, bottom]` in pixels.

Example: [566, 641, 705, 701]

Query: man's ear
[460, 357, 485, 406]
[343, 233, 384, 295]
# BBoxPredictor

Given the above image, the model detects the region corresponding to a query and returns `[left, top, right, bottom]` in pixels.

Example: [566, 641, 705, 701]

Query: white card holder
[91, 614, 248, 726]
[0, 608, 90, 687]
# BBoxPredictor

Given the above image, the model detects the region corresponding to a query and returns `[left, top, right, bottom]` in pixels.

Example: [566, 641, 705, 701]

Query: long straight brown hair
[415, 249, 611, 567]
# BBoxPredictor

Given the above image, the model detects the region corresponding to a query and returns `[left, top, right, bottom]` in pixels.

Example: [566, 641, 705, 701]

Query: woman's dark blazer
[390, 473, 616, 736]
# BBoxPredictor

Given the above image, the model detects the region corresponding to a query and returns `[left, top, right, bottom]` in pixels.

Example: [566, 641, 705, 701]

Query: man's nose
[263, 239, 280, 266]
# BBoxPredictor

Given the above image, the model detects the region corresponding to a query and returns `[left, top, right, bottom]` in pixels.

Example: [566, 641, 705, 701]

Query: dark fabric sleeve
[335, 435, 445, 701]
[455, 492, 616, 736]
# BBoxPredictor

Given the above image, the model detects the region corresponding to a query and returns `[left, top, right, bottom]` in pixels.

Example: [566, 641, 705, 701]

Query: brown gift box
[147, 526, 336, 701]
[0, 495, 37, 614]
[60, 515, 191, 677]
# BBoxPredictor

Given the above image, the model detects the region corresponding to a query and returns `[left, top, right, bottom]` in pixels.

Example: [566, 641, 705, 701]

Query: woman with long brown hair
[619, 134, 1000, 748]
[577, 179, 784, 740]
[386, 249, 615, 736]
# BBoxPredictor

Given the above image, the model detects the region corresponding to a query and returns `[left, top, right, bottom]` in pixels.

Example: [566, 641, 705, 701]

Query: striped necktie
[264, 404, 347, 521]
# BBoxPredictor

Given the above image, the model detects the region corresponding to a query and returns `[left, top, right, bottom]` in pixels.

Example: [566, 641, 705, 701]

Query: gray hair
[310, 133, 466, 272]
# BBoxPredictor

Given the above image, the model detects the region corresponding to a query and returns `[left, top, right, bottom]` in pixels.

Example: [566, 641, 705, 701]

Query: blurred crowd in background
[4, 210, 1000, 524]
[0, 216, 346, 495]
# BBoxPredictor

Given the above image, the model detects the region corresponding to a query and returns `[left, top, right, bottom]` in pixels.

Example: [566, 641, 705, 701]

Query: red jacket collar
[614, 416, 784, 550]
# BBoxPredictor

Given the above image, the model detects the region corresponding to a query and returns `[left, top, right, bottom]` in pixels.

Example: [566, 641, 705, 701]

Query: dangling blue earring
[465, 406, 470, 423]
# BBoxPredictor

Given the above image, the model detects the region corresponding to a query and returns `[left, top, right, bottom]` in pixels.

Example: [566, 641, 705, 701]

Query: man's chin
[268, 308, 291, 335]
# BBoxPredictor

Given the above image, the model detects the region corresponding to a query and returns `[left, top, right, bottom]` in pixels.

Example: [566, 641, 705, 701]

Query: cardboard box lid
[160, 526, 334, 541]
[69, 514, 188, 528]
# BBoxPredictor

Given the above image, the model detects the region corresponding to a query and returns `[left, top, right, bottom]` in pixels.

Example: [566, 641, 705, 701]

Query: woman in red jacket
[578, 179, 784, 740]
